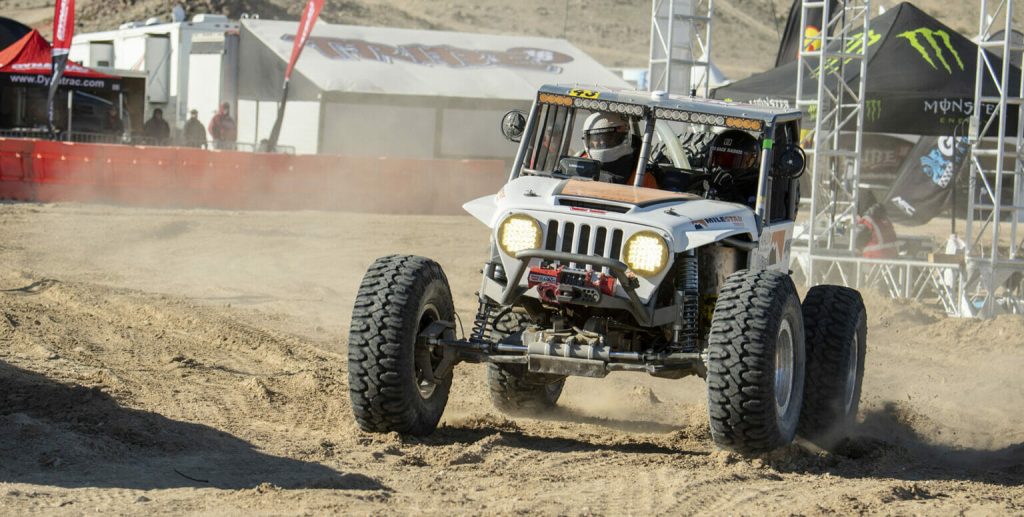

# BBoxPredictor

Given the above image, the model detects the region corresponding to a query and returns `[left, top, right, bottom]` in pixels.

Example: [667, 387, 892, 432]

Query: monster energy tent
[237, 19, 629, 156]
[713, 2, 1021, 137]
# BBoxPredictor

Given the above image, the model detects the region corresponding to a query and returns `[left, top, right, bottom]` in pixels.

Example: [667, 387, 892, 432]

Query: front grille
[544, 219, 624, 271]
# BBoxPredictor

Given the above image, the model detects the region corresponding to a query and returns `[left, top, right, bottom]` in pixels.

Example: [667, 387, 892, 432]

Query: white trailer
[70, 14, 240, 137]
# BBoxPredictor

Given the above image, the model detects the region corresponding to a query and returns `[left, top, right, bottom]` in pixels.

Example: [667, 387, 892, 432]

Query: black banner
[885, 136, 969, 226]
[46, 53, 68, 132]
[1, 72, 118, 92]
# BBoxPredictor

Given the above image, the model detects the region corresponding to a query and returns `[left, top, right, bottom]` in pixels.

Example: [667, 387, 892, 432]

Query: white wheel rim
[774, 319, 795, 417]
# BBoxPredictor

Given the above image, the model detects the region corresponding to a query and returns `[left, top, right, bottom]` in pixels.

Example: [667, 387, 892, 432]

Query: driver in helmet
[705, 129, 761, 204]
[581, 112, 640, 184]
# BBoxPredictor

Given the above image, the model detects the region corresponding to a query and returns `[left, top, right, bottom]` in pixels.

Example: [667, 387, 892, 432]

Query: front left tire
[706, 269, 807, 454]
[348, 255, 455, 436]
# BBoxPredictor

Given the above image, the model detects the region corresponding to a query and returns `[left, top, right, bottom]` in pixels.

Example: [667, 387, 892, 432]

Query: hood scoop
[556, 198, 631, 213]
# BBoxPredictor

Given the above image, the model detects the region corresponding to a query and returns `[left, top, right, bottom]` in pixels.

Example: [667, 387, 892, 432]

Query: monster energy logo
[818, 30, 882, 77]
[898, 28, 965, 74]
[866, 99, 882, 122]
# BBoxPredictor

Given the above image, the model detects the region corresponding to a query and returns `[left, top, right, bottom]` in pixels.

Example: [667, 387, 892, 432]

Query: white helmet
[583, 112, 632, 163]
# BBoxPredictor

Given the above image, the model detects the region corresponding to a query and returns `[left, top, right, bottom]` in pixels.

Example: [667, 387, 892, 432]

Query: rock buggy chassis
[347, 85, 868, 455]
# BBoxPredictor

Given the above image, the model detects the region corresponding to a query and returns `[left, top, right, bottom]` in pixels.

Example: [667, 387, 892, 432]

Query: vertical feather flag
[48, 0, 75, 134]
[267, 0, 324, 150]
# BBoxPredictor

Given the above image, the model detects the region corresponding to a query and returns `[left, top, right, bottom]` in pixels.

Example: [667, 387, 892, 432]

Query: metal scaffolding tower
[964, 0, 1024, 317]
[791, 0, 1024, 318]
[795, 0, 872, 285]
[648, 0, 714, 96]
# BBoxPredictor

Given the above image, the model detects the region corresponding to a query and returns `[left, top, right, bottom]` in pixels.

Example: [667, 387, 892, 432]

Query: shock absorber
[471, 299, 494, 343]
[672, 250, 699, 352]
[472, 260, 502, 343]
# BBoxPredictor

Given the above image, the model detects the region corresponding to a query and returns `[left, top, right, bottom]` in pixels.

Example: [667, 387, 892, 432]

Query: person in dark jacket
[105, 107, 124, 138]
[183, 109, 207, 148]
[143, 108, 170, 145]
[208, 102, 237, 150]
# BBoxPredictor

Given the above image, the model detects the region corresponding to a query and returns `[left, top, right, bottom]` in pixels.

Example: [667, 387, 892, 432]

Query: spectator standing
[184, 108, 207, 148]
[105, 106, 124, 138]
[208, 102, 237, 150]
[855, 191, 900, 259]
[143, 108, 170, 145]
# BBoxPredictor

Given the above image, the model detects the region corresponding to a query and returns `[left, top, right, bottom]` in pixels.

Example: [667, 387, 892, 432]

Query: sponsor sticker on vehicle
[528, 273, 558, 284]
[692, 216, 744, 230]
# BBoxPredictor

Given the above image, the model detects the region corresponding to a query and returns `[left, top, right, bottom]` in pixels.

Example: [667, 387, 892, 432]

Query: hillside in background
[3, 0, 1021, 80]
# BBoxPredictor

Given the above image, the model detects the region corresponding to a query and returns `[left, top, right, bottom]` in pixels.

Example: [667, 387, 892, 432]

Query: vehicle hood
[464, 176, 757, 251]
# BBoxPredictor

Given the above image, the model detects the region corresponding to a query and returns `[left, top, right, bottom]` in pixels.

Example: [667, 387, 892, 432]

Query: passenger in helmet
[705, 129, 761, 204]
[582, 112, 639, 184]
[707, 129, 760, 173]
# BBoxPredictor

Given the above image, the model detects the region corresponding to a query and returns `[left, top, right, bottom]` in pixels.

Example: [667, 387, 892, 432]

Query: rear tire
[486, 309, 565, 414]
[487, 364, 565, 414]
[706, 269, 806, 454]
[348, 255, 455, 436]
[798, 285, 867, 448]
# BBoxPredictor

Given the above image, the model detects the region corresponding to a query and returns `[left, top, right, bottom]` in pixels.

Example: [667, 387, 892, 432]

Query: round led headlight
[623, 231, 669, 277]
[497, 214, 542, 256]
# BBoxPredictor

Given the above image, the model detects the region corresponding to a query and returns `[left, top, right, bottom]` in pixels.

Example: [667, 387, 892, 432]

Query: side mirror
[773, 144, 806, 179]
[500, 110, 526, 143]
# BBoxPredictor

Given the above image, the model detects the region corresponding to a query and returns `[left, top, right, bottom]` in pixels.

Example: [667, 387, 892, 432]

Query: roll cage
[508, 85, 805, 225]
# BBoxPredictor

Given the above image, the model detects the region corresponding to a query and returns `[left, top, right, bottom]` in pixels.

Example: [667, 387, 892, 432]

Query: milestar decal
[692, 216, 744, 230]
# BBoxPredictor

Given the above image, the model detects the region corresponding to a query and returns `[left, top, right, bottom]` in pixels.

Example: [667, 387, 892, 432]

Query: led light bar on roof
[537, 92, 763, 130]
[571, 97, 645, 116]
[654, 107, 763, 132]
[538, 93, 573, 106]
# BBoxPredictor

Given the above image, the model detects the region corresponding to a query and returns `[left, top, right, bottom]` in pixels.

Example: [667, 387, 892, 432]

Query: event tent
[714, 2, 1020, 136]
[0, 30, 121, 92]
[236, 19, 630, 157]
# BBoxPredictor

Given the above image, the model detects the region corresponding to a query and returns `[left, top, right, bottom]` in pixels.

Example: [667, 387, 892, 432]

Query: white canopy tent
[238, 19, 630, 156]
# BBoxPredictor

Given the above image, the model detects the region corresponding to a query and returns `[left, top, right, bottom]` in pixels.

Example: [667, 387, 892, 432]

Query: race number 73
[568, 89, 600, 99]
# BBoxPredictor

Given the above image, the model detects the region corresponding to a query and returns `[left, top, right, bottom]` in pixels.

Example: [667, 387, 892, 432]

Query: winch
[526, 265, 616, 304]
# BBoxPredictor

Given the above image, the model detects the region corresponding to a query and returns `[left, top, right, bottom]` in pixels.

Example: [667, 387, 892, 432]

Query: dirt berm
[0, 203, 1020, 514]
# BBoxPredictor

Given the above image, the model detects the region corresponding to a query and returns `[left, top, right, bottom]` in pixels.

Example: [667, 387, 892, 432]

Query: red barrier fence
[0, 138, 508, 214]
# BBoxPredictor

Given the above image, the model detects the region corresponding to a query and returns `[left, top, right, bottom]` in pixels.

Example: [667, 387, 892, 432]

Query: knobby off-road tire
[348, 255, 455, 436]
[706, 269, 806, 454]
[486, 310, 565, 414]
[798, 285, 867, 449]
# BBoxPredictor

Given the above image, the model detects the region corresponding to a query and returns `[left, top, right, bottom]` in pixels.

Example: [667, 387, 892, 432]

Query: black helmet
[707, 130, 760, 173]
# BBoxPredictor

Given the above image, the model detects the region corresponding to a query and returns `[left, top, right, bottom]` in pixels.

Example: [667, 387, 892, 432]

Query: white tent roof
[240, 19, 630, 100]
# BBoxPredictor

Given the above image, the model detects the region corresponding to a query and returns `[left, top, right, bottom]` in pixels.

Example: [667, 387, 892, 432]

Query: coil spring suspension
[673, 250, 699, 352]
[471, 299, 495, 343]
[472, 261, 503, 342]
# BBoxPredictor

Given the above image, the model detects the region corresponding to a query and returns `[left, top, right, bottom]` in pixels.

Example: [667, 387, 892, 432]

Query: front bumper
[481, 248, 678, 328]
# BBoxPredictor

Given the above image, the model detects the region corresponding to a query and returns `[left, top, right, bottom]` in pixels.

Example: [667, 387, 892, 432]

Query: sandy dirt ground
[0, 201, 1020, 515]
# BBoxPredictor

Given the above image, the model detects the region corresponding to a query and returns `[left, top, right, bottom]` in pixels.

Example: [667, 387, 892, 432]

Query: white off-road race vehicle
[348, 85, 867, 454]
